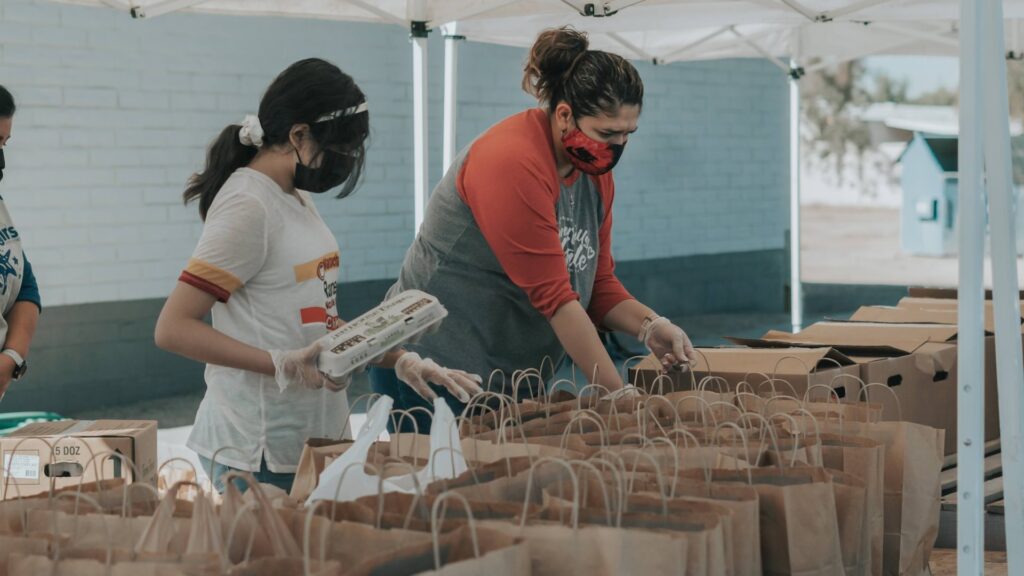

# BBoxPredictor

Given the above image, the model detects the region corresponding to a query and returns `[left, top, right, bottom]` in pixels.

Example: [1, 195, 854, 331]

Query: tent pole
[789, 62, 803, 333]
[412, 21, 430, 233]
[443, 23, 464, 173]
[981, 0, 1024, 571]
[956, 0, 986, 572]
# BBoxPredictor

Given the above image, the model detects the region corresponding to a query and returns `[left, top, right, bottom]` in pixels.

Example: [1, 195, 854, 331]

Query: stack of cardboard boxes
[630, 289, 1018, 455]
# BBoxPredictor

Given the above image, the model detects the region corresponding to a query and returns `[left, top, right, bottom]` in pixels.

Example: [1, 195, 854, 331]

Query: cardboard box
[849, 305, 1023, 333]
[907, 287, 1024, 300]
[628, 346, 860, 399]
[895, 298, 1024, 332]
[848, 338, 1000, 455]
[0, 420, 157, 499]
[728, 321, 962, 356]
[731, 321, 999, 455]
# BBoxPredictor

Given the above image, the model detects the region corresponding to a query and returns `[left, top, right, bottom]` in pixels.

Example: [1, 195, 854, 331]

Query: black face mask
[0, 149, 5, 184]
[294, 148, 354, 194]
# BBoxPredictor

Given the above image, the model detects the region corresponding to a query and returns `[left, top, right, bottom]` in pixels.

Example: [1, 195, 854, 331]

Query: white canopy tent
[46, 2, 1024, 572]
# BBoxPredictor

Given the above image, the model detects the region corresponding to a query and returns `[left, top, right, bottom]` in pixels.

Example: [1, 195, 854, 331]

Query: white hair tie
[238, 114, 264, 147]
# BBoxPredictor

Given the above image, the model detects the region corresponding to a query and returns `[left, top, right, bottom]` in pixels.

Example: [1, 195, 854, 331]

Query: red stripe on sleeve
[179, 271, 231, 303]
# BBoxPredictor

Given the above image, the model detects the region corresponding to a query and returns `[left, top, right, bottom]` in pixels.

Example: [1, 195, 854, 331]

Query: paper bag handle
[859, 382, 904, 421]
[617, 449, 668, 514]
[207, 446, 251, 494]
[50, 491, 110, 567]
[76, 450, 143, 517]
[341, 393, 382, 440]
[737, 412, 786, 470]
[646, 435, 685, 498]
[713, 422, 753, 485]
[757, 377, 800, 400]
[674, 395, 719, 429]
[430, 492, 481, 571]
[572, 459, 620, 527]
[560, 409, 608, 451]
[520, 457, 579, 530]
[698, 375, 732, 395]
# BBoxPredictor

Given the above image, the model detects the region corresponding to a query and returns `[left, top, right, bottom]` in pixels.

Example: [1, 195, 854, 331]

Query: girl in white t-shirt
[155, 58, 481, 493]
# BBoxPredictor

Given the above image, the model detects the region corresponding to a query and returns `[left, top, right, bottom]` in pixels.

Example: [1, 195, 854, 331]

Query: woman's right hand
[269, 341, 350, 392]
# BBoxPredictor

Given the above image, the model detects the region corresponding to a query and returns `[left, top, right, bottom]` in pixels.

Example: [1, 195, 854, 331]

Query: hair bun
[522, 27, 589, 104]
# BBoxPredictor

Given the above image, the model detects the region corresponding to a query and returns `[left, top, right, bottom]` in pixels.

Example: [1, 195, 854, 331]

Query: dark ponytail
[184, 58, 369, 220]
[523, 27, 644, 118]
[185, 125, 257, 219]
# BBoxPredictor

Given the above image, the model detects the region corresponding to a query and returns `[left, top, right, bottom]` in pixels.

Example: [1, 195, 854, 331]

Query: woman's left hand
[641, 317, 695, 372]
[395, 352, 483, 403]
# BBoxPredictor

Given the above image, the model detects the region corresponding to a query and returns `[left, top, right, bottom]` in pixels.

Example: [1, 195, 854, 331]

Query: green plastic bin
[0, 412, 64, 437]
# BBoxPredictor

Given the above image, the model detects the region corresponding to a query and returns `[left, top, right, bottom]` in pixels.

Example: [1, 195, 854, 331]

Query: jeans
[197, 454, 295, 494]
[368, 366, 469, 434]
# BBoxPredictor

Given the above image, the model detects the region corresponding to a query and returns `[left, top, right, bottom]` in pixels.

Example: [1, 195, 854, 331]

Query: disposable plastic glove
[395, 352, 483, 403]
[269, 341, 351, 393]
[640, 316, 696, 372]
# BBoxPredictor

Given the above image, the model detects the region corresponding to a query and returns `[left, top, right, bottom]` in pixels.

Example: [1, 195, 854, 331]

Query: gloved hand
[395, 352, 483, 403]
[639, 316, 695, 372]
[269, 341, 351, 393]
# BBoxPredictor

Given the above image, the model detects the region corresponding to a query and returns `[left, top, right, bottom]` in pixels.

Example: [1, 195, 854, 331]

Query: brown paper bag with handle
[542, 482, 729, 576]
[622, 472, 762, 576]
[0, 535, 49, 576]
[819, 433, 885, 576]
[781, 384, 943, 576]
[346, 492, 530, 576]
[827, 468, 869, 576]
[485, 457, 688, 575]
[220, 472, 301, 563]
[680, 465, 845, 576]
[281, 505, 431, 567]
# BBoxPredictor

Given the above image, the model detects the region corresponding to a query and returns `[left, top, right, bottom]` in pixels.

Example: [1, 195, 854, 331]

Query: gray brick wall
[1, 0, 789, 308]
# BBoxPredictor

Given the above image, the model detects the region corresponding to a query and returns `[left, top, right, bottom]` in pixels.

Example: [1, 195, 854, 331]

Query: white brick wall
[0, 0, 788, 307]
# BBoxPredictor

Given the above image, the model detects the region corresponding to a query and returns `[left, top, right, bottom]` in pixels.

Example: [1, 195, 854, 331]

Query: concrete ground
[802, 205, 1024, 288]
[930, 549, 1007, 576]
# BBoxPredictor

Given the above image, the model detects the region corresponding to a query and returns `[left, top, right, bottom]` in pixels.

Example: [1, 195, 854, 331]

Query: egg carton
[316, 290, 447, 380]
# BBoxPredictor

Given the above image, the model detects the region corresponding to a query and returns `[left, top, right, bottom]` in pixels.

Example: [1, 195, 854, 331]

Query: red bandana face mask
[561, 128, 625, 176]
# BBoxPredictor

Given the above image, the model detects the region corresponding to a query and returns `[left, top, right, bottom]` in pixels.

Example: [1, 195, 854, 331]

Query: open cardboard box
[0, 420, 157, 499]
[729, 321, 997, 455]
[728, 321, 961, 356]
[907, 286, 1024, 299]
[628, 346, 860, 399]
[849, 305, 1020, 334]
[896, 297, 1024, 331]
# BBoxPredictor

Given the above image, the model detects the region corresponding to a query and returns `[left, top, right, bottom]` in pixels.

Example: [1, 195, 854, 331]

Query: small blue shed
[900, 133, 1024, 256]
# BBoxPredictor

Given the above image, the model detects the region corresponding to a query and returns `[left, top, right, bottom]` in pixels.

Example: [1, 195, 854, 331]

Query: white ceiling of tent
[51, 0, 1024, 65]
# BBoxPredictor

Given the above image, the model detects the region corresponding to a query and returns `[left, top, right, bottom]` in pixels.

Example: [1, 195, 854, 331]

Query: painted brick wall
[0, 0, 789, 308]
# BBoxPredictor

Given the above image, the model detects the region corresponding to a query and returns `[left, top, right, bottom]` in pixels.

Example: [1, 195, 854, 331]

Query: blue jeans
[198, 455, 295, 494]
[369, 366, 469, 434]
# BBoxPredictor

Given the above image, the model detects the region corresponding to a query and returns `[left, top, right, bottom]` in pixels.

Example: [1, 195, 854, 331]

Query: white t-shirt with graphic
[180, 168, 347, 473]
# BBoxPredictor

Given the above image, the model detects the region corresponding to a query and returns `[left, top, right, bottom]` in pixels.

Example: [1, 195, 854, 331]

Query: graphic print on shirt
[559, 216, 597, 274]
[0, 226, 23, 296]
[0, 250, 19, 295]
[294, 251, 341, 330]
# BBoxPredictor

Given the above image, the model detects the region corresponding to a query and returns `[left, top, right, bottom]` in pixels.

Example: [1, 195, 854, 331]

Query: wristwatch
[2, 349, 26, 380]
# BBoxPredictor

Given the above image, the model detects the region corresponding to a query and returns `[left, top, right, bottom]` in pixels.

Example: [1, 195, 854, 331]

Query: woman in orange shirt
[373, 28, 695, 432]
